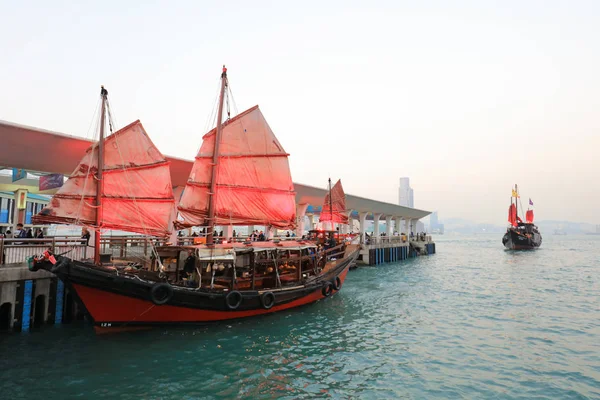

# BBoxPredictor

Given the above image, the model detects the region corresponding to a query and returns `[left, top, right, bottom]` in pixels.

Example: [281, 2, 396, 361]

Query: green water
[1, 235, 599, 399]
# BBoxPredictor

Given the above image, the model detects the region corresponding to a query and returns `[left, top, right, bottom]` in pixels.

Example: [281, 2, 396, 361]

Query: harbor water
[1, 235, 599, 399]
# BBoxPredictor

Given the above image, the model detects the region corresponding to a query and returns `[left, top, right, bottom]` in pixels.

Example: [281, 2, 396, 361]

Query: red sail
[33, 120, 175, 236]
[177, 106, 296, 229]
[508, 204, 517, 227]
[319, 179, 348, 224]
[526, 210, 534, 223]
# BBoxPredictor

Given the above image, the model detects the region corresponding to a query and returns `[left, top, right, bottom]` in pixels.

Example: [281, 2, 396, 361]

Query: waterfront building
[429, 211, 445, 234]
[398, 177, 414, 208]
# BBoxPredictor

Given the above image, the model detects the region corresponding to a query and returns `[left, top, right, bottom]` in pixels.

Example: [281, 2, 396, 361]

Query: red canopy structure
[33, 120, 175, 237]
[177, 106, 296, 229]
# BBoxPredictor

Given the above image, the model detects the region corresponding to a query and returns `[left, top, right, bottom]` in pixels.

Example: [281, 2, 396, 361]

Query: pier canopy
[294, 183, 429, 220]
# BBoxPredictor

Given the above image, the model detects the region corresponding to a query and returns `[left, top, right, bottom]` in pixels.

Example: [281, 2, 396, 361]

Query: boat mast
[94, 86, 108, 264]
[206, 66, 228, 246]
[515, 184, 518, 224]
[328, 178, 333, 230]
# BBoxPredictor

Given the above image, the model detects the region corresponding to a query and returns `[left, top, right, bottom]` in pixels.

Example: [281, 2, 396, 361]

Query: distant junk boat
[502, 184, 542, 250]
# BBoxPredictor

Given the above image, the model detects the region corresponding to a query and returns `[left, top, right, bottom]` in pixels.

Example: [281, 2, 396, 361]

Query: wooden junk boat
[502, 184, 542, 250]
[31, 68, 360, 333]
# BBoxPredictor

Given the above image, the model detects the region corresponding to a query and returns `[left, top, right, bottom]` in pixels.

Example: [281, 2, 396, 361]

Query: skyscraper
[429, 211, 444, 234]
[398, 177, 414, 208]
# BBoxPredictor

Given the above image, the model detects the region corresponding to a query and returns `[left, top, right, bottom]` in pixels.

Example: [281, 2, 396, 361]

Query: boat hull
[502, 228, 542, 250]
[42, 247, 359, 332]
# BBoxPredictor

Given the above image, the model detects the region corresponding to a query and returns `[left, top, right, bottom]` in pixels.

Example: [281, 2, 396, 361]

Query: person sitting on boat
[258, 231, 265, 241]
[326, 235, 337, 249]
[182, 250, 196, 278]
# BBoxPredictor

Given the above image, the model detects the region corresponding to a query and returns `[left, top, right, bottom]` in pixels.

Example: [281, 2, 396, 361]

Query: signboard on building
[16, 190, 27, 210]
[39, 174, 64, 191]
[12, 168, 27, 182]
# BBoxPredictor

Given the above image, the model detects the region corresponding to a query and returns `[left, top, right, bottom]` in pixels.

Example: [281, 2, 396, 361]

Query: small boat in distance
[502, 185, 542, 250]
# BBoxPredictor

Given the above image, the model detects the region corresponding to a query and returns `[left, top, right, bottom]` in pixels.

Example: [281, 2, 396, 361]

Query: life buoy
[332, 276, 342, 291]
[225, 290, 243, 310]
[260, 291, 276, 309]
[150, 283, 173, 305]
[322, 282, 333, 297]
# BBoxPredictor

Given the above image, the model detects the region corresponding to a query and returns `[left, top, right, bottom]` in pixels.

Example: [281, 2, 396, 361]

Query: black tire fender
[51, 257, 71, 274]
[317, 257, 326, 271]
[332, 276, 342, 291]
[260, 291, 276, 309]
[225, 290, 243, 310]
[150, 283, 174, 306]
[322, 282, 333, 297]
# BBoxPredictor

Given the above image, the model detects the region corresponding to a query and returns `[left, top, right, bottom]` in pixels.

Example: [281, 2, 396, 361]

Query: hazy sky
[1, 0, 599, 224]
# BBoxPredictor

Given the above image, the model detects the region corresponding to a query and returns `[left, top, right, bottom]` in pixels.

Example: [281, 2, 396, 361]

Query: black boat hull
[502, 227, 542, 250]
[35, 246, 360, 332]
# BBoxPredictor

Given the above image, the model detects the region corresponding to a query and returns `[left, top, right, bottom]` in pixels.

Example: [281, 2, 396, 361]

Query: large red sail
[319, 179, 348, 224]
[33, 120, 174, 236]
[508, 204, 517, 227]
[525, 210, 534, 223]
[177, 106, 296, 229]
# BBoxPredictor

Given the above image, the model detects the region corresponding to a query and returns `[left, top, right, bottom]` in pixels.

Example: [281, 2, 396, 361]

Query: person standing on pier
[81, 227, 91, 245]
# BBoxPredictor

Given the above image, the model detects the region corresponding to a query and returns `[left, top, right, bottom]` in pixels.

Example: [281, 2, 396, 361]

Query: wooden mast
[515, 184, 518, 224]
[328, 178, 333, 230]
[206, 66, 228, 246]
[94, 86, 108, 264]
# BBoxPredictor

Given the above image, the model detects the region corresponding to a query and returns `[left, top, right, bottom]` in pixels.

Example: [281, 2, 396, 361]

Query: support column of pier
[411, 219, 417, 234]
[359, 212, 369, 243]
[344, 210, 353, 234]
[404, 218, 410, 236]
[225, 225, 233, 241]
[373, 213, 382, 238]
[12, 189, 28, 227]
[385, 216, 393, 237]
[395, 217, 402, 235]
[307, 214, 316, 231]
[296, 204, 309, 237]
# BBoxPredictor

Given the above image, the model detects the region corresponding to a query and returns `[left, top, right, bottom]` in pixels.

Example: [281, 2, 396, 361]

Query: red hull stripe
[73, 269, 349, 324]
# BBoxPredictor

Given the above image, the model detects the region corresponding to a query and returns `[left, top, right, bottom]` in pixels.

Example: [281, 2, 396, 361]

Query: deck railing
[0, 237, 88, 265]
[1, 233, 387, 266]
[365, 235, 432, 245]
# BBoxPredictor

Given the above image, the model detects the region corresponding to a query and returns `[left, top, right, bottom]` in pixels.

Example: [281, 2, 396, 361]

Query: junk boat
[31, 68, 359, 333]
[502, 184, 542, 250]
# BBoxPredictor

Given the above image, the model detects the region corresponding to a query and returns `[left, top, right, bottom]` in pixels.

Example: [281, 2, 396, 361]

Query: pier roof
[0, 119, 430, 219]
